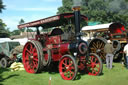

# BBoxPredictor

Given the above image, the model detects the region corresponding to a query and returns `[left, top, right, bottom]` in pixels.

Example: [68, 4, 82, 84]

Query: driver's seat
[50, 28, 64, 36]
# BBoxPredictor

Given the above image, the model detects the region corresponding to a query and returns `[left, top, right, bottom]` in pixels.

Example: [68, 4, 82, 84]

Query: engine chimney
[72, 6, 81, 39]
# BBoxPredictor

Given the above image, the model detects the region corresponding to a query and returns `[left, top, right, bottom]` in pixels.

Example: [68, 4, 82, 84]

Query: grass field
[0, 63, 128, 85]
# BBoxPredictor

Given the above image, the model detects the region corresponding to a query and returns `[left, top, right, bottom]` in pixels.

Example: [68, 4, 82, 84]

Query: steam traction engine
[18, 7, 103, 80]
[88, 22, 128, 63]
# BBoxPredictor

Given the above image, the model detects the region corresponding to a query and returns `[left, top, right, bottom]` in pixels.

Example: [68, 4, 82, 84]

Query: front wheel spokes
[92, 68, 98, 74]
[89, 57, 100, 73]
[63, 70, 74, 78]
[86, 53, 103, 76]
[59, 55, 77, 80]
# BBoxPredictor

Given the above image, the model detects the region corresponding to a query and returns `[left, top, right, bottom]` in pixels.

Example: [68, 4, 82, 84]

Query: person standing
[123, 42, 128, 69]
[104, 40, 115, 69]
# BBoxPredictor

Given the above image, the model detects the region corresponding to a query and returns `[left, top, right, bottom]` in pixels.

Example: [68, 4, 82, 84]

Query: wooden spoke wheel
[85, 53, 103, 76]
[89, 38, 107, 63]
[22, 41, 43, 73]
[59, 55, 77, 80]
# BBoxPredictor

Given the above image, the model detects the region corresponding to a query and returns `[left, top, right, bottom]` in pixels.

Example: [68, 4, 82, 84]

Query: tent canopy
[82, 23, 112, 32]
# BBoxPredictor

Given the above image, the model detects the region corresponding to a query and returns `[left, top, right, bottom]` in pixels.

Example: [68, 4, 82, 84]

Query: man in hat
[104, 40, 115, 69]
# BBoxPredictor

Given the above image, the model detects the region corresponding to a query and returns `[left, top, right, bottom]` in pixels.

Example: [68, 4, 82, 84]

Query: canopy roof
[82, 23, 112, 32]
[18, 13, 88, 29]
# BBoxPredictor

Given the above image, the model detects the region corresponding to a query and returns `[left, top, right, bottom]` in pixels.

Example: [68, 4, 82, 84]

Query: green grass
[0, 63, 128, 85]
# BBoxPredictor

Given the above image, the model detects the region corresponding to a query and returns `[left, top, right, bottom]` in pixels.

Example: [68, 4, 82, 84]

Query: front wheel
[59, 55, 77, 80]
[0, 57, 8, 68]
[86, 53, 103, 76]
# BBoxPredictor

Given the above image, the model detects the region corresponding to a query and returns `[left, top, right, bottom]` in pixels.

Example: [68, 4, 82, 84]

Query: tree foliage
[0, 0, 5, 13]
[0, 0, 10, 37]
[0, 19, 10, 37]
[27, 28, 34, 32]
[11, 30, 21, 35]
[11, 19, 34, 36]
[18, 19, 34, 32]
[19, 19, 25, 32]
[57, 0, 128, 28]
[57, 0, 73, 13]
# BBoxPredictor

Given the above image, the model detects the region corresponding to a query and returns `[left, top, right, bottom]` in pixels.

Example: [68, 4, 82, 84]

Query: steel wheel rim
[59, 56, 77, 80]
[23, 42, 39, 73]
[86, 55, 101, 75]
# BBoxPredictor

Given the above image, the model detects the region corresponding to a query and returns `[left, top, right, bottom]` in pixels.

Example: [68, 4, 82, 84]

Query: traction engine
[88, 22, 128, 63]
[18, 6, 103, 80]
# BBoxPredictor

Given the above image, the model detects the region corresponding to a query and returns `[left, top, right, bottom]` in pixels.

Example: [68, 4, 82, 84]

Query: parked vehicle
[0, 41, 20, 68]
[86, 22, 128, 62]
[18, 6, 103, 80]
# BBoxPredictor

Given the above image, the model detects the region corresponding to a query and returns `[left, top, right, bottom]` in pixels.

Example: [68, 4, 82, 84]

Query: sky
[0, 0, 62, 31]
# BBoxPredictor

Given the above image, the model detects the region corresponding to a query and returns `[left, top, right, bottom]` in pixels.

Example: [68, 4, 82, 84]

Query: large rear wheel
[22, 41, 43, 73]
[89, 38, 107, 63]
[59, 55, 77, 80]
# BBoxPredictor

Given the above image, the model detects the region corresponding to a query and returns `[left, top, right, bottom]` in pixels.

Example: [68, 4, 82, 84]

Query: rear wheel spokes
[23, 41, 43, 73]
[89, 39, 106, 63]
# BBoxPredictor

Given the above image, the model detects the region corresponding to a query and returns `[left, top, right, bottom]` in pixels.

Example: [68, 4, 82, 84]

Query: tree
[0, 0, 10, 37]
[18, 19, 34, 32]
[57, 0, 73, 14]
[0, 19, 10, 37]
[57, 0, 128, 28]
[19, 19, 25, 32]
[11, 30, 21, 35]
[0, 0, 5, 13]
[27, 28, 34, 32]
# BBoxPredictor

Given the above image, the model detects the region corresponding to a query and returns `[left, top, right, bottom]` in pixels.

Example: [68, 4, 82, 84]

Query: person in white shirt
[123, 42, 128, 69]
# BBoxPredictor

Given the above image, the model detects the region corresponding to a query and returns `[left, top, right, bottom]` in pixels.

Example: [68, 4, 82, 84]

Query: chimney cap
[72, 6, 80, 11]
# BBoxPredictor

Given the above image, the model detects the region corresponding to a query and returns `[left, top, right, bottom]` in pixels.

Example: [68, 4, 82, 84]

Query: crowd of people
[104, 40, 128, 69]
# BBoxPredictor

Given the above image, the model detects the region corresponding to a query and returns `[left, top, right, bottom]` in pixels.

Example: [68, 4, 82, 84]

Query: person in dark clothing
[104, 40, 115, 69]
